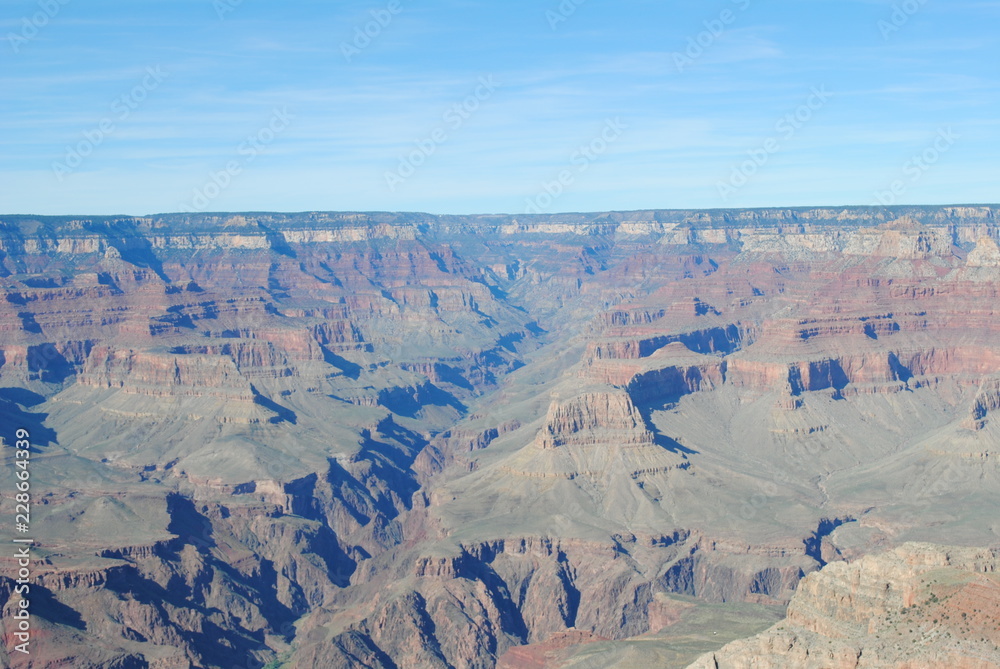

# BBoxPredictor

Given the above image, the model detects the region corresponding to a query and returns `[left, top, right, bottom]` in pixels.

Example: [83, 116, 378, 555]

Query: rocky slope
[0, 206, 998, 667]
[688, 543, 1000, 669]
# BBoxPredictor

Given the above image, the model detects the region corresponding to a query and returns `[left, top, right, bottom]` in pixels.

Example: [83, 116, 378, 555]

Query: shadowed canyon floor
[0, 207, 998, 667]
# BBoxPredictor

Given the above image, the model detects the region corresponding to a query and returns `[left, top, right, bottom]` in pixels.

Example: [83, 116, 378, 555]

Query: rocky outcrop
[964, 377, 1000, 430]
[688, 543, 1000, 669]
[968, 236, 1000, 267]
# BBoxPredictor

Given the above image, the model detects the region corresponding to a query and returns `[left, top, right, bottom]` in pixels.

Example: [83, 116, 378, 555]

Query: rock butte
[0, 207, 997, 668]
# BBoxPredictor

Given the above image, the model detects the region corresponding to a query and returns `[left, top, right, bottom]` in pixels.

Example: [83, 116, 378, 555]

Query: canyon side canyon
[0, 206, 998, 668]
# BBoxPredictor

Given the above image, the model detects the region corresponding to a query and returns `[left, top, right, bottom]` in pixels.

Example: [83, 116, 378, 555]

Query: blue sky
[1, 0, 997, 215]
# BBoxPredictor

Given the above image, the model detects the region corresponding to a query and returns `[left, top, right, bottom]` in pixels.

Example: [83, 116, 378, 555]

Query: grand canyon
[1, 206, 999, 668]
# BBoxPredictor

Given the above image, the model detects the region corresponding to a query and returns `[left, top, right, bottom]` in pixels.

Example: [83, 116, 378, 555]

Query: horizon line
[3, 202, 999, 220]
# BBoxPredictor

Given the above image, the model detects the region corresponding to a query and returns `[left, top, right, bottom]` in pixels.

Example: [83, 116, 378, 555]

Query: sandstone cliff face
[1, 207, 999, 668]
[965, 378, 1000, 431]
[688, 543, 1000, 669]
[968, 237, 1000, 267]
[533, 392, 655, 450]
